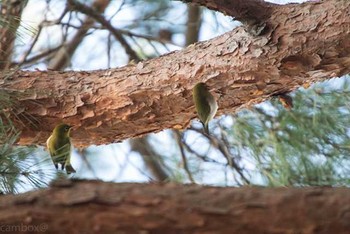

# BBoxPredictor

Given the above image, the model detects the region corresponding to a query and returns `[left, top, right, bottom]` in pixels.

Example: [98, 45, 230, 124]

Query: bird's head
[193, 82, 210, 97]
[194, 82, 208, 91]
[53, 123, 73, 137]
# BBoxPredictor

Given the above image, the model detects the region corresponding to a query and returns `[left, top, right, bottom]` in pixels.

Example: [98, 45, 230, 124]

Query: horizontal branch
[1, 0, 350, 147]
[1, 180, 350, 233]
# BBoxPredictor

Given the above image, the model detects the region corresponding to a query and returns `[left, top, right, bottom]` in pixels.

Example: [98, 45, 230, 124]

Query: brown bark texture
[1, 0, 350, 147]
[183, 0, 273, 22]
[0, 180, 350, 234]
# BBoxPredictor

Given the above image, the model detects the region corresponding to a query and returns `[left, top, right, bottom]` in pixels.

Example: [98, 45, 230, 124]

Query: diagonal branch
[1, 0, 350, 147]
[67, 0, 141, 62]
[180, 0, 275, 21]
[130, 136, 171, 182]
[189, 127, 250, 185]
[48, 0, 111, 70]
[174, 130, 196, 183]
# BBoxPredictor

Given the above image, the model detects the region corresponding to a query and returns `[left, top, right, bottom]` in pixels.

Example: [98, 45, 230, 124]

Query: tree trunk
[0, 180, 349, 233]
[185, 5, 202, 45]
[0, 0, 28, 70]
[1, 0, 350, 147]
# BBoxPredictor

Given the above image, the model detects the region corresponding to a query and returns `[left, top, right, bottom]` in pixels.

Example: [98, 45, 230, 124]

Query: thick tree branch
[1, 0, 350, 147]
[1, 180, 350, 233]
[181, 0, 275, 21]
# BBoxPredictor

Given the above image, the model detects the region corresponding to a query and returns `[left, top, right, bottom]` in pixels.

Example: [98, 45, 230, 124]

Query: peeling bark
[1, 0, 350, 147]
[0, 180, 350, 233]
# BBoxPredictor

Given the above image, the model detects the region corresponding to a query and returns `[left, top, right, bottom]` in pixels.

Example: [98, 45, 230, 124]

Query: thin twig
[67, 0, 141, 62]
[189, 127, 251, 185]
[77, 148, 98, 178]
[12, 45, 62, 67]
[173, 130, 196, 184]
[181, 139, 222, 164]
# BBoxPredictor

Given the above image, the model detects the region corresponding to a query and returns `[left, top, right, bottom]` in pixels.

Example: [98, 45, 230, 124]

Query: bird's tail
[65, 163, 76, 174]
[202, 122, 210, 135]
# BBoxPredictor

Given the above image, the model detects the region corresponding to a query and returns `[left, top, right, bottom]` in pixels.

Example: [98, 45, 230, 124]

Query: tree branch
[185, 4, 202, 45]
[67, 0, 141, 62]
[180, 0, 275, 21]
[48, 0, 111, 70]
[130, 136, 171, 182]
[1, 180, 350, 233]
[174, 130, 196, 183]
[1, 0, 350, 147]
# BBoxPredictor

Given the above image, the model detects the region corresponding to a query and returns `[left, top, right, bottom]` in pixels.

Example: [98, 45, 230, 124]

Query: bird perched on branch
[46, 123, 76, 174]
[193, 82, 218, 134]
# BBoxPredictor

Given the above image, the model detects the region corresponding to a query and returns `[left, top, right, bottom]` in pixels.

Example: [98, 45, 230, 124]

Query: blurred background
[1, 0, 350, 193]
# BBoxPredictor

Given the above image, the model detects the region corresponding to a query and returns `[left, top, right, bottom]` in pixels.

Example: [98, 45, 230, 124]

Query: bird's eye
[65, 127, 69, 131]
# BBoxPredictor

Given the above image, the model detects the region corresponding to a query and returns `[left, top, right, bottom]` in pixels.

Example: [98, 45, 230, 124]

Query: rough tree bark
[1, 0, 350, 147]
[0, 180, 350, 234]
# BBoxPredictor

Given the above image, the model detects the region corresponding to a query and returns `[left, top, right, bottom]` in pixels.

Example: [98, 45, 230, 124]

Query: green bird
[46, 123, 76, 174]
[193, 82, 218, 134]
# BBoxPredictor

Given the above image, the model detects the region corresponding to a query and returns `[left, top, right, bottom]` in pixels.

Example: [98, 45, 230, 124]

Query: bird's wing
[46, 135, 56, 157]
[56, 142, 71, 164]
[207, 95, 218, 124]
[196, 98, 211, 124]
[64, 139, 75, 174]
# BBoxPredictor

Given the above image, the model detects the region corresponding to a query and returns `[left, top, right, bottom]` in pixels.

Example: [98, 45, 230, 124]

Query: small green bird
[46, 123, 76, 174]
[193, 82, 218, 134]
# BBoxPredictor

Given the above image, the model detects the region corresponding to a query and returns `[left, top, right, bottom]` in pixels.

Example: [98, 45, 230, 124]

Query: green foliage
[227, 76, 350, 186]
[0, 9, 36, 44]
[0, 91, 54, 193]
